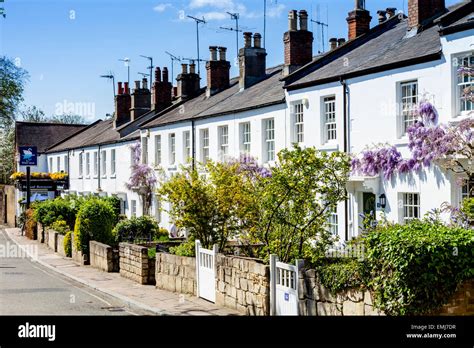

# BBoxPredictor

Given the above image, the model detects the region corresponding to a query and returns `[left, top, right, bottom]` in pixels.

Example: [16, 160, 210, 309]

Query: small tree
[126, 141, 157, 216]
[255, 145, 350, 263]
[157, 159, 263, 250]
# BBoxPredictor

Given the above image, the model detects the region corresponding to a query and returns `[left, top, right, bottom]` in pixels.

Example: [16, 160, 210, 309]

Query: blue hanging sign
[284, 293, 289, 302]
[19, 146, 38, 166]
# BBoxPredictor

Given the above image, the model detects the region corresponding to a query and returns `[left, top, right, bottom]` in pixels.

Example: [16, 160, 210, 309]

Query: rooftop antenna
[139, 55, 153, 90]
[263, 0, 266, 48]
[187, 15, 207, 76]
[221, 12, 240, 63]
[311, 17, 328, 53]
[165, 51, 181, 84]
[137, 72, 150, 78]
[100, 73, 115, 98]
[118, 58, 131, 86]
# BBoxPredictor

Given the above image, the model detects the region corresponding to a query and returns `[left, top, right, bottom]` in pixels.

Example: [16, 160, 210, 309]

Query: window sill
[101, 175, 107, 179]
[392, 137, 409, 146]
[319, 142, 339, 151]
[85, 176, 90, 179]
[110, 175, 116, 179]
[168, 165, 177, 171]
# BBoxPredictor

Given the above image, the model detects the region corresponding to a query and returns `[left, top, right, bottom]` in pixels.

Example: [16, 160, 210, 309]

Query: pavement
[2, 226, 239, 316]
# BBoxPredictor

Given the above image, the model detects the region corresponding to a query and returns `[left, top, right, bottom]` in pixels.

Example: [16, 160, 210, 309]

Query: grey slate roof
[142, 65, 285, 128]
[286, 0, 473, 89]
[15, 122, 87, 153]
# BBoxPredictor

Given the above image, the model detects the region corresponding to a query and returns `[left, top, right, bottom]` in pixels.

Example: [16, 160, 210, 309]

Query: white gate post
[295, 259, 304, 316]
[269, 254, 277, 316]
[195, 240, 201, 297]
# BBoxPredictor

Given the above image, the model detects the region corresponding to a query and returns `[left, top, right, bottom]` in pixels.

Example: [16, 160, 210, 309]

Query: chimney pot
[135, 81, 140, 90]
[347, 2, 372, 40]
[118, 82, 123, 95]
[288, 10, 298, 31]
[329, 38, 338, 50]
[299, 10, 308, 31]
[162, 67, 169, 83]
[209, 46, 218, 61]
[218, 47, 227, 61]
[181, 63, 188, 74]
[337, 38, 346, 47]
[355, 0, 365, 9]
[124, 82, 129, 94]
[253, 33, 262, 48]
[189, 63, 196, 74]
[243, 32, 252, 48]
[142, 78, 148, 89]
[386, 8, 396, 18]
[155, 67, 162, 82]
[377, 10, 387, 23]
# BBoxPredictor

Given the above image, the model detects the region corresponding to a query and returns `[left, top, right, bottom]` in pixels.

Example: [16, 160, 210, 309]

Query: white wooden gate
[195, 240, 218, 303]
[270, 255, 303, 316]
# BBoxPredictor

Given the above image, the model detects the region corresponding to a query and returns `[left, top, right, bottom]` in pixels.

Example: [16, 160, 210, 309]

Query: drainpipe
[340, 77, 349, 241]
[97, 145, 101, 192]
[191, 120, 196, 171]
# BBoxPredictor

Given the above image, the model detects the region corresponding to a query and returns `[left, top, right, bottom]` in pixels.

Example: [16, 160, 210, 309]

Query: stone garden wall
[89, 241, 119, 273]
[119, 243, 155, 285]
[71, 232, 88, 265]
[155, 253, 197, 296]
[298, 269, 382, 316]
[57, 233, 67, 257]
[215, 254, 270, 315]
[46, 228, 58, 252]
[432, 280, 474, 316]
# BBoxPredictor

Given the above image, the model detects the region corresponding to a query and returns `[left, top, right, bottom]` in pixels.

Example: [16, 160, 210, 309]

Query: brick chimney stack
[239, 32, 267, 90]
[283, 9, 314, 76]
[114, 81, 132, 128]
[177, 63, 201, 101]
[152, 66, 172, 112]
[130, 80, 151, 121]
[206, 46, 231, 97]
[408, 0, 446, 31]
[347, 0, 372, 40]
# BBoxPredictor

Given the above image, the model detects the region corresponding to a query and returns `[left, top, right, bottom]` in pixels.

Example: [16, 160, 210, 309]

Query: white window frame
[263, 118, 275, 163]
[169, 133, 176, 165]
[460, 175, 474, 203]
[64, 155, 68, 173]
[93, 151, 98, 177]
[200, 128, 210, 164]
[327, 206, 338, 236]
[110, 149, 116, 177]
[240, 122, 251, 154]
[401, 193, 420, 223]
[79, 153, 83, 178]
[399, 80, 418, 137]
[323, 96, 336, 144]
[101, 150, 107, 178]
[183, 131, 191, 163]
[56, 157, 60, 172]
[456, 53, 474, 115]
[218, 125, 229, 161]
[154, 135, 162, 166]
[86, 153, 90, 177]
[131, 200, 137, 217]
[141, 137, 148, 165]
[292, 102, 304, 144]
[49, 158, 53, 173]
[155, 197, 162, 223]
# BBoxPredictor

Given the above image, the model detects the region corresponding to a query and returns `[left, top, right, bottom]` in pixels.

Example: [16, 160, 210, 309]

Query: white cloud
[189, 0, 234, 9]
[267, 3, 285, 18]
[195, 11, 229, 21]
[153, 3, 172, 12]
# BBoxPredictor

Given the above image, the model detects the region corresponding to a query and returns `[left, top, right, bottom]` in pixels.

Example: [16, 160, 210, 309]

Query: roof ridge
[45, 119, 103, 152]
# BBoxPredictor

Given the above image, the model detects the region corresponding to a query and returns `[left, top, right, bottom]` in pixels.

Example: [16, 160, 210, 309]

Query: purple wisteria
[457, 65, 474, 103]
[229, 154, 272, 180]
[126, 141, 157, 215]
[352, 101, 474, 179]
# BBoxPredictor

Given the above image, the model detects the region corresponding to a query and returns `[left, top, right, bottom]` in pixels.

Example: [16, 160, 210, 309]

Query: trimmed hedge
[33, 198, 76, 230]
[64, 231, 72, 257]
[113, 215, 165, 243]
[364, 220, 474, 315]
[74, 198, 117, 254]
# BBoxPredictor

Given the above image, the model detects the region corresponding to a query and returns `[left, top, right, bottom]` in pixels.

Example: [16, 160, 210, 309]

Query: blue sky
[1, 0, 459, 122]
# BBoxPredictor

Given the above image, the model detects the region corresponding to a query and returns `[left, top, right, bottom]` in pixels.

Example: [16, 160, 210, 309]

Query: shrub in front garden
[64, 231, 72, 257]
[169, 239, 195, 257]
[74, 198, 117, 254]
[24, 208, 37, 240]
[112, 215, 162, 243]
[33, 198, 76, 230]
[364, 220, 474, 315]
[50, 220, 70, 235]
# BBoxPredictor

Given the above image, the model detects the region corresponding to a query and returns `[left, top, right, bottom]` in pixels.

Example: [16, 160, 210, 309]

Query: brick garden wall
[89, 241, 119, 273]
[215, 254, 270, 315]
[119, 243, 155, 285]
[155, 253, 197, 295]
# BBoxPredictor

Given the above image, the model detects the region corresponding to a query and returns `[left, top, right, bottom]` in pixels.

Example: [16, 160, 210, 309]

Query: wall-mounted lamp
[302, 97, 309, 108]
[145, 129, 150, 138]
[379, 193, 387, 209]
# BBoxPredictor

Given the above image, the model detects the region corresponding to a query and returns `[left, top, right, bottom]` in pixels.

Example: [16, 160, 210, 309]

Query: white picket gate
[270, 255, 303, 316]
[195, 240, 218, 303]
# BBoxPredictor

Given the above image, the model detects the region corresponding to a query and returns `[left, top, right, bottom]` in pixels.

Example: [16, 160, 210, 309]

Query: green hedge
[113, 216, 166, 243]
[364, 220, 474, 315]
[74, 198, 117, 254]
[33, 198, 76, 230]
[64, 231, 72, 257]
[317, 258, 367, 294]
